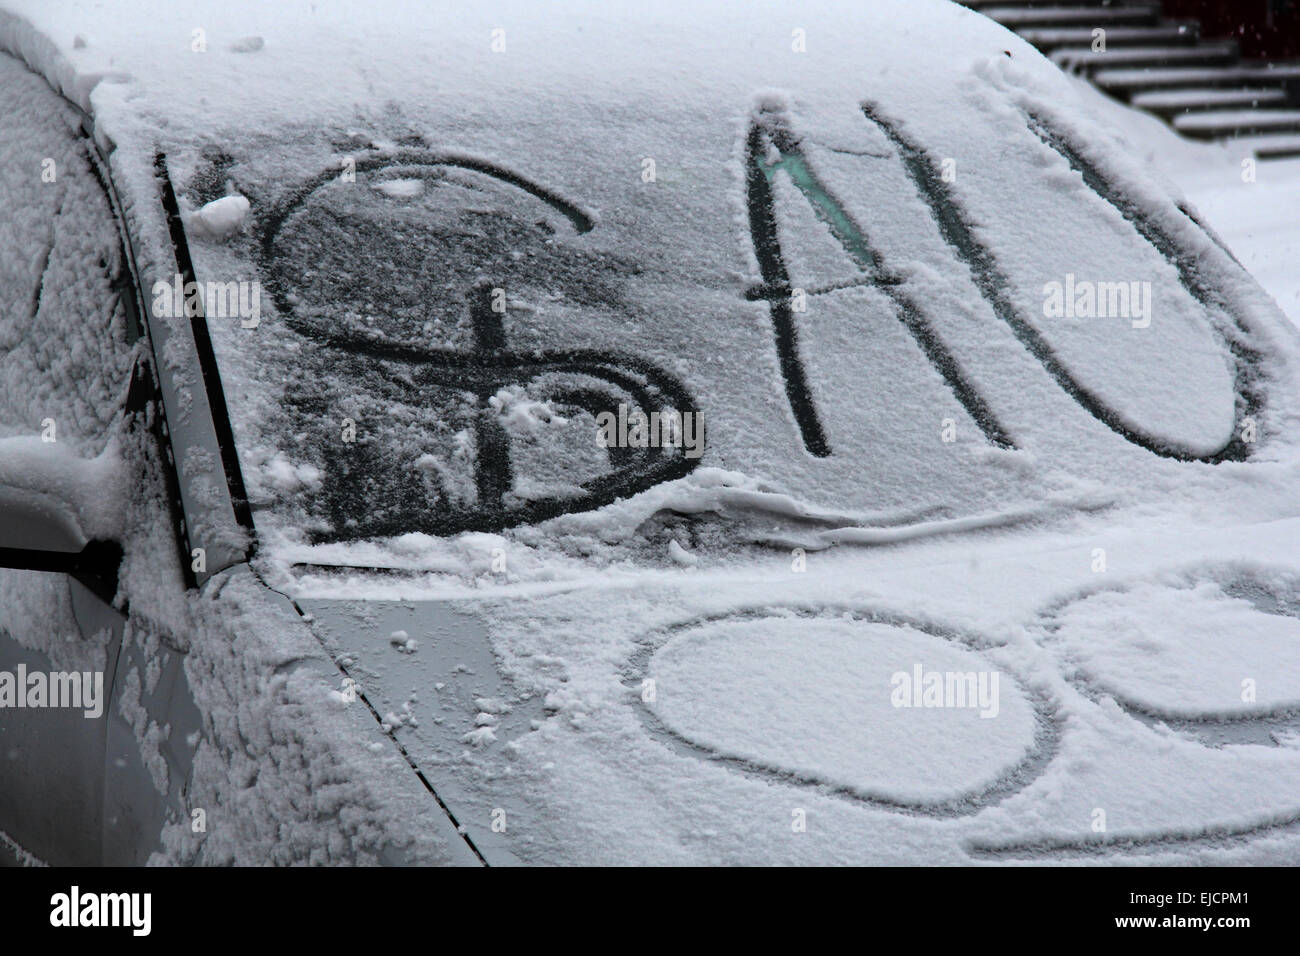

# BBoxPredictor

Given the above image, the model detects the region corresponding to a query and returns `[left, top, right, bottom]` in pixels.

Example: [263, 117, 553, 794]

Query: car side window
[0, 53, 133, 456]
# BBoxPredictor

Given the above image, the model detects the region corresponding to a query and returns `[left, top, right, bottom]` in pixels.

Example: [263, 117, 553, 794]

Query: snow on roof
[0, 0, 1031, 133]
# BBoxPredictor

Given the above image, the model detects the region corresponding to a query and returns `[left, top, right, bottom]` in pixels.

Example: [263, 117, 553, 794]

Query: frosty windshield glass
[176, 91, 1266, 575]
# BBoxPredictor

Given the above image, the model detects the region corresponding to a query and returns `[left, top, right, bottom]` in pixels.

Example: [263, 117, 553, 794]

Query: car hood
[292, 505, 1300, 865]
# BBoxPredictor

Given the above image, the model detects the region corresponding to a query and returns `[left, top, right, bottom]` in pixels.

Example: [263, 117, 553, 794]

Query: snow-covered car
[3, 0, 1300, 866]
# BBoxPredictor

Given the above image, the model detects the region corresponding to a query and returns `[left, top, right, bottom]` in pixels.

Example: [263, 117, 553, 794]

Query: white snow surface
[1065, 74, 1300, 331]
[1047, 579, 1300, 719]
[5, 0, 1300, 865]
[648, 615, 1039, 804]
[0, 436, 126, 541]
[0, 50, 133, 456]
[187, 194, 250, 240]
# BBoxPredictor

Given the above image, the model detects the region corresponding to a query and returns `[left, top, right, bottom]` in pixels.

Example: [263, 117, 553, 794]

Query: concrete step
[959, 0, 1300, 150]
[1241, 61, 1300, 85]
[1094, 63, 1300, 97]
[963, 0, 1141, 8]
[1095, 66, 1263, 95]
[1019, 22, 1199, 52]
[1053, 41, 1239, 74]
[1232, 133, 1300, 159]
[978, 4, 1161, 28]
[1130, 87, 1290, 115]
[1174, 108, 1300, 138]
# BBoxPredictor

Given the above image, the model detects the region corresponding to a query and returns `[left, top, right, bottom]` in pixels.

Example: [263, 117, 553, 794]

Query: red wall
[1162, 0, 1300, 59]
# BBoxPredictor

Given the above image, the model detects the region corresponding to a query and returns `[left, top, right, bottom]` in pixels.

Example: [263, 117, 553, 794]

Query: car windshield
[176, 86, 1259, 581]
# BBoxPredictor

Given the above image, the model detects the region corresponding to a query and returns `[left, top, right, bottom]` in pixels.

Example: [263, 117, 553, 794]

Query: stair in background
[959, 0, 1300, 158]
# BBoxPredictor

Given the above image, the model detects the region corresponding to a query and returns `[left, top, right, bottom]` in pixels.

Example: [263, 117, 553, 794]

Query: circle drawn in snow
[1044, 571, 1300, 722]
[258, 151, 602, 350]
[638, 611, 1051, 812]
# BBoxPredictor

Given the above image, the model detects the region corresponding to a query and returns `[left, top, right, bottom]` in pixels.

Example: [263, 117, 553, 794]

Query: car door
[0, 50, 138, 866]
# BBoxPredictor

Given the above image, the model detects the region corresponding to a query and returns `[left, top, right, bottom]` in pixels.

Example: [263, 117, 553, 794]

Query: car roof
[0, 0, 1031, 127]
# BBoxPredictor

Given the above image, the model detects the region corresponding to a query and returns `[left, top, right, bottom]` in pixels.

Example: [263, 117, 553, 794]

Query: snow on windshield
[46, 0, 1266, 581]
[179, 80, 1293, 577]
